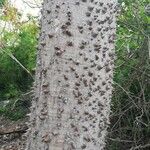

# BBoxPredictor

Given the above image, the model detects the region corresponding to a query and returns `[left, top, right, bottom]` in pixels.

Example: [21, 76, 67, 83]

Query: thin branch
[0, 46, 33, 79]
[107, 137, 133, 143]
[130, 143, 150, 150]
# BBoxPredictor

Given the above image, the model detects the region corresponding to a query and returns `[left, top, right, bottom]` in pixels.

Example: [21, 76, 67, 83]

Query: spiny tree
[25, 0, 117, 149]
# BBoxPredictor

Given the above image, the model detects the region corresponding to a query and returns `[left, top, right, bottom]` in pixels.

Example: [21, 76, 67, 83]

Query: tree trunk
[25, 0, 117, 149]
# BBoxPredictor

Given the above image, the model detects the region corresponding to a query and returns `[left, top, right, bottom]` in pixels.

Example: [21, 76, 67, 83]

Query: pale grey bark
[25, 0, 117, 149]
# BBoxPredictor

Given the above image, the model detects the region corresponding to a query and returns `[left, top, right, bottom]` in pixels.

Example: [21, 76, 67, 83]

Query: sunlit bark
[25, 0, 117, 149]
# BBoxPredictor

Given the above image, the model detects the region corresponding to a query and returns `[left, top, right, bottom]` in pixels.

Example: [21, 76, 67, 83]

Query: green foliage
[0, 21, 38, 99]
[107, 0, 150, 149]
[0, 0, 5, 7]
[0, 3, 38, 120]
[0, 100, 28, 121]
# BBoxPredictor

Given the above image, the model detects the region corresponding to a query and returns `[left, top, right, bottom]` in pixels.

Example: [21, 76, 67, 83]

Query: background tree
[25, 0, 117, 150]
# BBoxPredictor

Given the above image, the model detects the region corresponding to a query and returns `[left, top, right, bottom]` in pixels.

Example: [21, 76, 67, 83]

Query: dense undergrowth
[0, 0, 149, 149]
[0, 0, 38, 120]
[107, 0, 150, 149]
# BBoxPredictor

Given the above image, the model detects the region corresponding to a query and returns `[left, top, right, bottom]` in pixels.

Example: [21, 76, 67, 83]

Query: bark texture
[25, 0, 117, 149]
